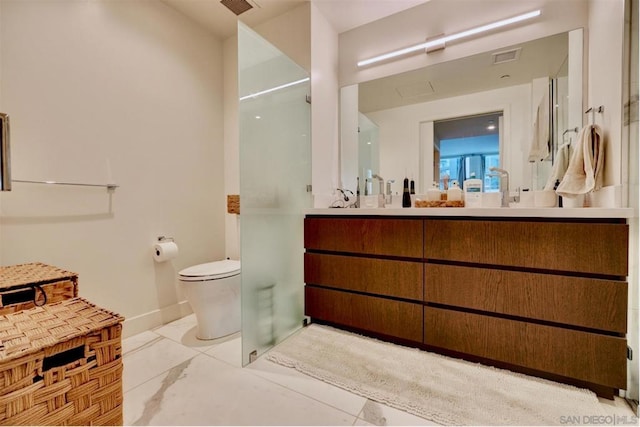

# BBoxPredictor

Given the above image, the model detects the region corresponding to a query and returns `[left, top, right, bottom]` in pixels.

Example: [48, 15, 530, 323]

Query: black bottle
[410, 179, 415, 195]
[402, 178, 411, 208]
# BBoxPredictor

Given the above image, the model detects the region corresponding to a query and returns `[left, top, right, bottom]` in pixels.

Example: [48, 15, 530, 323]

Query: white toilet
[178, 259, 241, 340]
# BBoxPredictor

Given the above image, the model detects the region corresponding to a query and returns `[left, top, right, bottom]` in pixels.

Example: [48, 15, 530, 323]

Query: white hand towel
[544, 142, 572, 190]
[527, 89, 550, 162]
[556, 124, 604, 197]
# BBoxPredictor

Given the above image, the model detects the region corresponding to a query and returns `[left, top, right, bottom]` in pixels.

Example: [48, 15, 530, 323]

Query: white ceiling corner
[312, 0, 431, 34]
[161, 0, 431, 40]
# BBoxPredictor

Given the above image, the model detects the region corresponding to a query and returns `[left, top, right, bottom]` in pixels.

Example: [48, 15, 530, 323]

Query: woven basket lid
[0, 262, 78, 290]
[0, 297, 123, 361]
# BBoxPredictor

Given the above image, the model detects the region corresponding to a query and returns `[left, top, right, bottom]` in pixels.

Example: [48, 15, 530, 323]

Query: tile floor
[122, 314, 636, 426]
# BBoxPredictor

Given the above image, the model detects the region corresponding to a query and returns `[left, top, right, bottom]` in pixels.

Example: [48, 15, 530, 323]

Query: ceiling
[161, 0, 430, 40]
[359, 31, 569, 114]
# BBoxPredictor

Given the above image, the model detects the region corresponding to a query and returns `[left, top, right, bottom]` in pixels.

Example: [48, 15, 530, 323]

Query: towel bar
[12, 179, 118, 191]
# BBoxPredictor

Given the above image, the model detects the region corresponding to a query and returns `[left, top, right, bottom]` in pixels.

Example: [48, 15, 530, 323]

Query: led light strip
[357, 10, 541, 67]
[239, 77, 310, 101]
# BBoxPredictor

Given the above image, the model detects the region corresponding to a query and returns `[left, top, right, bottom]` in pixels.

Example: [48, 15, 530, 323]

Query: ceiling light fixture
[239, 77, 310, 101]
[357, 10, 541, 68]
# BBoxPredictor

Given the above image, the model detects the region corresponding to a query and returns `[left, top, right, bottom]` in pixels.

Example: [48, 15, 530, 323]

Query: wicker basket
[0, 297, 124, 425]
[0, 263, 78, 315]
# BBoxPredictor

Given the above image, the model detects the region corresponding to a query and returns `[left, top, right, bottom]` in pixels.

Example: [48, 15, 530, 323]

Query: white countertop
[306, 207, 636, 218]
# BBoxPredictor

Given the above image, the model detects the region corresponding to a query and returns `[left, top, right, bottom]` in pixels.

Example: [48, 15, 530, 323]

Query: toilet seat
[178, 260, 240, 282]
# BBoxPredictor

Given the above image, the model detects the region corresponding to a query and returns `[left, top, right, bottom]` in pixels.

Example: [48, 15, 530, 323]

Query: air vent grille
[220, 0, 253, 16]
[492, 48, 521, 65]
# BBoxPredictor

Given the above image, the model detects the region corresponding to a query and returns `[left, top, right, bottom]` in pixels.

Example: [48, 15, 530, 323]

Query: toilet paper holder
[157, 236, 175, 243]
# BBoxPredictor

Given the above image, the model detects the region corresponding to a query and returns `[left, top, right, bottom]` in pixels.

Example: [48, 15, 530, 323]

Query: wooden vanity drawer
[424, 219, 628, 276]
[305, 286, 423, 343]
[425, 264, 627, 333]
[424, 307, 627, 390]
[305, 253, 423, 301]
[305, 217, 423, 258]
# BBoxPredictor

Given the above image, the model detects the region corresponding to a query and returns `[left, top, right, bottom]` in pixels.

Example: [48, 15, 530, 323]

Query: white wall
[587, 0, 625, 189]
[311, 3, 340, 203]
[0, 0, 225, 337]
[367, 84, 531, 195]
[340, 85, 359, 193]
[224, 35, 240, 260]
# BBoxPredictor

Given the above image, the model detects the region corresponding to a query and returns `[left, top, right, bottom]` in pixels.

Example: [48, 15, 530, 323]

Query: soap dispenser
[427, 182, 441, 202]
[447, 180, 462, 202]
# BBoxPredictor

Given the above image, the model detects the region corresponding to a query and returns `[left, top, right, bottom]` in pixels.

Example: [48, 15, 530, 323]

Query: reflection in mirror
[434, 112, 502, 191]
[358, 113, 379, 192]
[341, 29, 583, 197]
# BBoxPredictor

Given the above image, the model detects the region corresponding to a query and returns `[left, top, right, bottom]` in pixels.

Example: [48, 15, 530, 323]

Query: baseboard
[122, 300, 192, 338]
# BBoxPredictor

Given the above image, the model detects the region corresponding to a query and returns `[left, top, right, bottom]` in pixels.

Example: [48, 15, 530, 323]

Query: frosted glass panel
[238, 23, 311, 366]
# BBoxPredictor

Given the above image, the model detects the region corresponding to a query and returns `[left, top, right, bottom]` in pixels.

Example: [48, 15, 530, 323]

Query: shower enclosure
[238, 23, 311, 366]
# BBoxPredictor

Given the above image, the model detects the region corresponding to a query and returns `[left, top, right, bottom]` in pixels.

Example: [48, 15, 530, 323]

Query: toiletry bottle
[356, 177, 360, 208]
[447, 180, 462, 202]
[410, 178, 415, 195]
[463, 173, 482, 193]
[463, 173, 482, 208]
[402, 178, 411, 208]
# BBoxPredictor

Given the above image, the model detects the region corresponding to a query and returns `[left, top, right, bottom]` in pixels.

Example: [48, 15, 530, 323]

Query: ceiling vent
[492, 48, 521, 65]
[220, 0, 253, 16]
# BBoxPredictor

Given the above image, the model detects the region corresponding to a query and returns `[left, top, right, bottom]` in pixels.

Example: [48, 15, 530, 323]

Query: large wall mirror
[340, 29, 584, 196]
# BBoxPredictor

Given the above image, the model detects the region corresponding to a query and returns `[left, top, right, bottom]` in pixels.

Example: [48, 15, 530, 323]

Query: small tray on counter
[415, 200, 465, 208]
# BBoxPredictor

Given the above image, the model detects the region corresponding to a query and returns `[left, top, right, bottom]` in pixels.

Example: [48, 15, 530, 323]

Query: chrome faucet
[372, 174, 385, 207]
[385, 179, 395, 204]
[489, 167, 520, 207]
[372, 174, 384, 194]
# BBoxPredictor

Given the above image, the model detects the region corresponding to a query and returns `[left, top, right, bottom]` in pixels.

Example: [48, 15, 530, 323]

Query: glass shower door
[238, 23, 311, 366]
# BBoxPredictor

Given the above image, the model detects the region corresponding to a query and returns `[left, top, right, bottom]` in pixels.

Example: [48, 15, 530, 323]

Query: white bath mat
[266, 324, 609, 426]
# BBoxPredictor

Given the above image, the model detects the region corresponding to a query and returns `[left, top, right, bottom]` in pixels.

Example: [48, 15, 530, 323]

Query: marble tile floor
[123, 314, 636, 426]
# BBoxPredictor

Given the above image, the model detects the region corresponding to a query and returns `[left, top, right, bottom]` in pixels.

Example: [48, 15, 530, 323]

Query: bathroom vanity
[303, 208, 632, 398]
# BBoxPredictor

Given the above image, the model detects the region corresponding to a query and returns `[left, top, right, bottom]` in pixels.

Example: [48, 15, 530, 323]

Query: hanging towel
[527, 89, 550, 162]
[543, 142, 572, 190]
[556, 124, 604, 197]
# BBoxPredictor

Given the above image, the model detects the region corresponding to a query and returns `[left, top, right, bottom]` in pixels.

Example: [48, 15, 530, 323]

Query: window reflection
[434, 112, 502, 191]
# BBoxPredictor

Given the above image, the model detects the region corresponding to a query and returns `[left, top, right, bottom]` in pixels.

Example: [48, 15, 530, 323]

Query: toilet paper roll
[153, 241, 179, 262]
